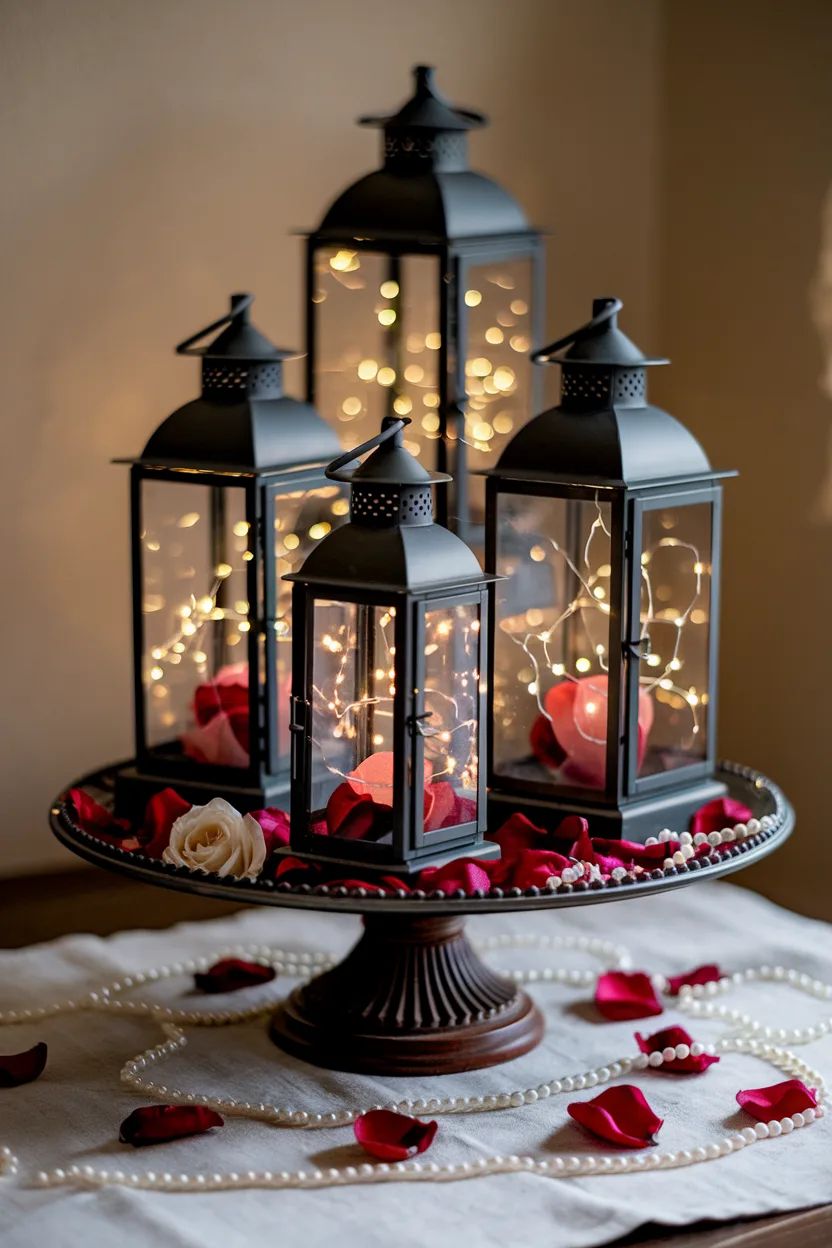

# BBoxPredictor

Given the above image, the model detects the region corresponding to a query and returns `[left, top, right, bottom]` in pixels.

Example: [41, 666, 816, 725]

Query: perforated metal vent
[560, 368, 612, 409]
[351, 483, 434, 527]
[384, 131, 468, 172]
[202, 360, 283, 400]
[612, 368, 646, 406]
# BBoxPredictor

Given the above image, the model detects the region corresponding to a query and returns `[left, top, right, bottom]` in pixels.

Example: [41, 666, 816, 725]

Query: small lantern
[304, 65, 545, 546]
[115, 294, 345, 820]
[285, 416, 498, 873]
[485, 298, 735, 840]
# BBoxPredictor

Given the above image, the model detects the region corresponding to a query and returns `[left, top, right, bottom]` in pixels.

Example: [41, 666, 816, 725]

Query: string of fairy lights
[309, 606, 480, 796]
[497, 492, 710, 761]
[316, 248, 531, 463]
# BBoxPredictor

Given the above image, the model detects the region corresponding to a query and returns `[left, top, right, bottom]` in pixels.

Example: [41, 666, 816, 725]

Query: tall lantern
[485, 298, 735, 840]
[115, 294, 345, 821]
[285, 417, 498, 873]
[304, 65, 545, 548]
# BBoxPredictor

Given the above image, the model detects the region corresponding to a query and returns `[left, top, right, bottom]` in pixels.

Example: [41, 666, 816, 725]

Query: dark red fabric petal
[68, 789, 132, 844]
[419, 858, 492, 894]
[274, 856, 321, 882]
[141, 788, 192, 859]
[690, 797, 753, 837]
[572, 832, 682, 873]
[490, 847, 572, 889]
[666, 964, 722, 995]
[193, 678, 249, 727]
[596, 971, 663, 1021]
[0, 1042, 48, 1088]
[250, 807, 290, 855]
[530, 713, 567, 770]
[736, 1080, 818, 1122]
[194, 958, 276, 994]
[635, 1025, 719, 1074]
[354, 1110, 438, 1161]
[487, 811, 549, 855]
[119, 1104, 224, 1146]
[568, 1085, 663, 1147]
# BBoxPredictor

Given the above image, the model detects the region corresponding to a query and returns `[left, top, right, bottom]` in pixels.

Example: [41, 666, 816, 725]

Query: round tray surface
[50, 761, 793, 917]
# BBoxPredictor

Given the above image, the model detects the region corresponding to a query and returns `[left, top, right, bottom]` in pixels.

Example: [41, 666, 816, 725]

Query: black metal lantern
[485, 298, 735, 840]
[304, 65, 545, 547]
[115, 294, 345, 821]
[285, 417, 498, 873]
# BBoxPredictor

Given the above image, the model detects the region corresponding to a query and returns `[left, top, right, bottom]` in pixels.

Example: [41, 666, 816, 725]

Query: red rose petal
[568, 1085, 663, 1147]
[666, 964, 722, 996]
[250, 807, 290, 854]
[141, 788, 192, 859]
[736, 1079, 818, 1122]
[354, 1110, 438, 1161]
[596, 971, 663, 1021]
[69, 789, 132, 844]
[690, 797, 753, 838]
[194, 958, 276, 994]
[325, 782, 388, 840]
[0, 1042, 48, 1088]
[119, 1104, 224, 1146]
[635, 1025, 719, 1074]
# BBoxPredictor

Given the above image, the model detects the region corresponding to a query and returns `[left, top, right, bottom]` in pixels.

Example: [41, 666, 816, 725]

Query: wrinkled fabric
[2, 882, 832, 1248]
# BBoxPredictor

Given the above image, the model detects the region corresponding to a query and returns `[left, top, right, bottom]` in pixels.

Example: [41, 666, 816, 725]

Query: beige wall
[0, 0, 661, 876]
[655, 0, 832, 918]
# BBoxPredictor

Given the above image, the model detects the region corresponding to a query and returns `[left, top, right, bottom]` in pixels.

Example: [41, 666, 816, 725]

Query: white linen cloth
[1, 880, 831, 1248]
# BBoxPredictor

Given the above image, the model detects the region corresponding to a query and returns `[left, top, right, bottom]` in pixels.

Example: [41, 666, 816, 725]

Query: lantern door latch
[407, 711, 434, 738]
[624, 636, 651, 661]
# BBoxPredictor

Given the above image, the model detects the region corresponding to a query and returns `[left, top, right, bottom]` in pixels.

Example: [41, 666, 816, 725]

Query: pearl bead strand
[2, 942, 829, 1192]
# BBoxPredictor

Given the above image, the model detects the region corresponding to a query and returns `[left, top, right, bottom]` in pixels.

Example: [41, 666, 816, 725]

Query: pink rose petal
[736, 1079, 818, 1122]
[568, 1085, 663, 1147]
[596, 971, 663, 1021]
[354, 1109, 438, 1161]
[635, 1025, 719, 1074]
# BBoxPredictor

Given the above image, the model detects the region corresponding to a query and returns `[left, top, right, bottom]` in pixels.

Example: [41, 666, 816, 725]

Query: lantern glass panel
[314, 247, 440, 466]
[271, 484, 348, 771]
[464, 258, 534, 520]
[307, 599, 398, 839]
[140, 477, 250, 768]
[422, 601, 481, 830]
[636, 500, 712, 776]
[494, 492, 612, 789]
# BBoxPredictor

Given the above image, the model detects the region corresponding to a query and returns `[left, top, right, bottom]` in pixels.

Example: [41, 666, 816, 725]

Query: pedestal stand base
[270, 914, 545, 1075]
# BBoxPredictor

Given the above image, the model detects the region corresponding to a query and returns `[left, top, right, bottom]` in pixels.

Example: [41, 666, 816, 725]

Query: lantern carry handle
[530, 297, 623, 366]
[324, 417, 409, 481]
[175, 294, 255, 356]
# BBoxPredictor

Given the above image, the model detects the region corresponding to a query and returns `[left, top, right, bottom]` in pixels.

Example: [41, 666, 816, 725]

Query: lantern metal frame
[484, 298, 736, 841]
[284, 418, 499, 874]
[115, 294, 343, 822]
[302, 65, 546, 544]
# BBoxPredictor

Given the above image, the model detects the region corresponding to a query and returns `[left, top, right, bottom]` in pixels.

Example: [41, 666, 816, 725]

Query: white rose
[162, 797, 267, 880]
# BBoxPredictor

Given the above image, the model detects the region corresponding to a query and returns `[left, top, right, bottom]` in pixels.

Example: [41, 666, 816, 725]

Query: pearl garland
[1, 936, 828, 1193]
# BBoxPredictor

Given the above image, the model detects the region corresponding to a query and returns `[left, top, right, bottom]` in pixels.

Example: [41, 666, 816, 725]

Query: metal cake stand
[50, 760, 793, 1077]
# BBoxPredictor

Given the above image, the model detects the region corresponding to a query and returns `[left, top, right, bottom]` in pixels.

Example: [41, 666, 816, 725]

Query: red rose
[182, 662, 250, 768]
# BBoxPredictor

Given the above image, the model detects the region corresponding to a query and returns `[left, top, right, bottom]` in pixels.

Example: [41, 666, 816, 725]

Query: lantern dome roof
[132, 295, 341, 475]
[289, 418, 489, 593]
[494, 298, 720, 488]
[312, 66, 532, 245]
